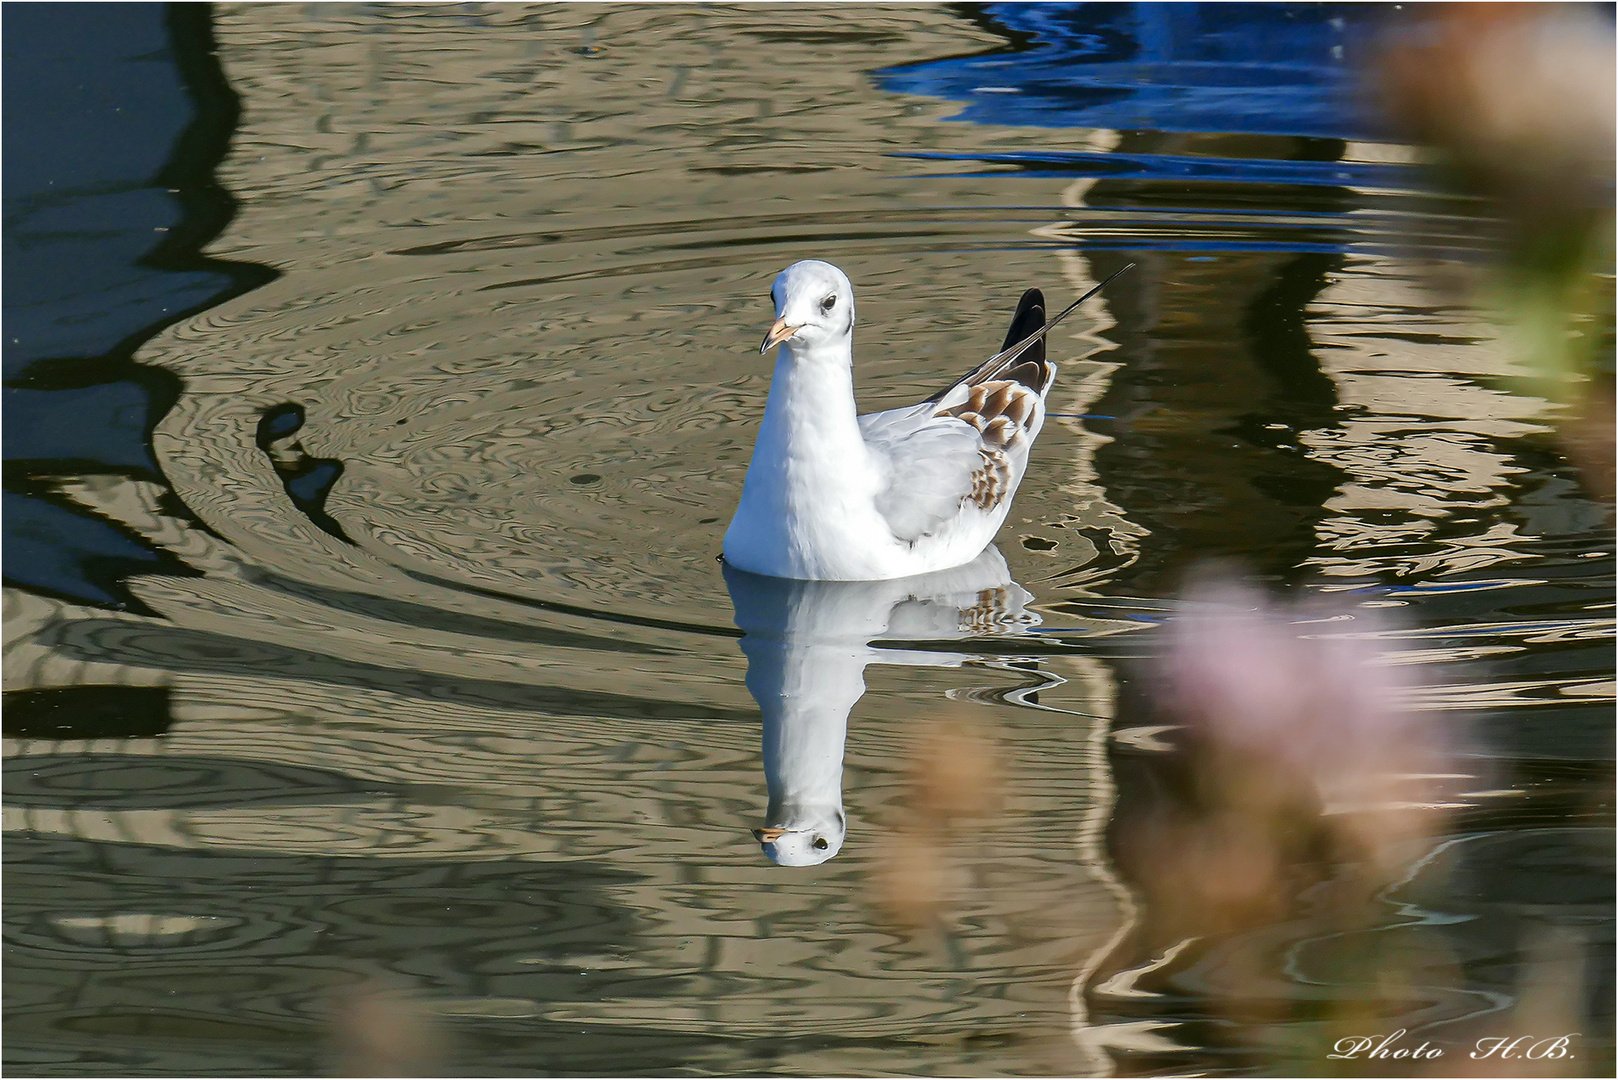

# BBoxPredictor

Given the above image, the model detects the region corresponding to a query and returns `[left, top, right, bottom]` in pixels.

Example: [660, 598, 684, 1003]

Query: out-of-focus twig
[328, 978, 449, 1078]
[870, 715, 1005, 933]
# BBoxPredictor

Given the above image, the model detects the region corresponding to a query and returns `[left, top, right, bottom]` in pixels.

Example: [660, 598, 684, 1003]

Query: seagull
[723, 259, 1131, 581]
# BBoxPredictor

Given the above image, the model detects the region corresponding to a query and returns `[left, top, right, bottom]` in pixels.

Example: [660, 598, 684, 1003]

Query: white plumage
[725, 259, 1088, 581]
[725, 546, 1039, 866]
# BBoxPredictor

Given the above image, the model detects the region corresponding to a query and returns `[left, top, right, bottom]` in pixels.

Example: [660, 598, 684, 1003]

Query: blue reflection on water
[900, 148, 1407, 187]
[879, 2, 1387, 139]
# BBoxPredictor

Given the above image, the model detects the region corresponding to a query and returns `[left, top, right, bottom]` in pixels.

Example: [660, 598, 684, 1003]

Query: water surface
[5, 4, 1611, 1076]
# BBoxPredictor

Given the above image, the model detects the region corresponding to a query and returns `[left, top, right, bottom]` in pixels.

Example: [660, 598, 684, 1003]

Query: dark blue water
[3, 2, 272, 611]
[881, 2, 1388, 138]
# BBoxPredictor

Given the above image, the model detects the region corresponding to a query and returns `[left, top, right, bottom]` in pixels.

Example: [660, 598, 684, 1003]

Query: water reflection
[2, 4, 274, 612]
[6, 2, 1611, 1074]
[725, 546, 1035, 865]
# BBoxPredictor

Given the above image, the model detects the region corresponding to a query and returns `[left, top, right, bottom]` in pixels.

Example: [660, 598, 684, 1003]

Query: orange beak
[753, 826, 787, 843]
[759, 319, 803, 354]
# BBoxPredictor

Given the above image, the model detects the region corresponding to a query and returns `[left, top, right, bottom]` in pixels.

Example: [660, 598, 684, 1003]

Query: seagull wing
[859, 403, 984, 542]
[860, 289, 1053, 543]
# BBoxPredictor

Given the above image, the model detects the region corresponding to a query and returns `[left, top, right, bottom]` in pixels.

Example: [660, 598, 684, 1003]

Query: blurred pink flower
[1149, 571, 1461, 895]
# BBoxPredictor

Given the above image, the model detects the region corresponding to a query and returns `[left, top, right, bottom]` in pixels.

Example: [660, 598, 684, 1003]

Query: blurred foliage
[1377, 2, 1615, 495]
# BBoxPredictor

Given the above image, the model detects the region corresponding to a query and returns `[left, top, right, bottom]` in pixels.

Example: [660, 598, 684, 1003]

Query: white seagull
[724, 259, 1130, 581]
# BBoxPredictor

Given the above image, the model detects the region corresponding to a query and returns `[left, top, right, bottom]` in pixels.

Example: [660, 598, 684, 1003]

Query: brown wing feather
[947, 384, 1027, 511]
[927, 290, 1053, 513]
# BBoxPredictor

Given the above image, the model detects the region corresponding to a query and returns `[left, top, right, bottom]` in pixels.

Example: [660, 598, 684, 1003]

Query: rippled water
[5, 5, 1612, 1076]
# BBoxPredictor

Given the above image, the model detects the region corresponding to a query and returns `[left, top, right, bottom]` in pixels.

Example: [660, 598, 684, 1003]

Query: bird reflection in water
[723, 546, 1036, 866]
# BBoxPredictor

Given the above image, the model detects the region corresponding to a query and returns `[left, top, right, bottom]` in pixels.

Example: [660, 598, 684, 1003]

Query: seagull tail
[925, 264, 1133, 406]
[998, 288, 1051, 396]
[1001, 289, 1047, 356]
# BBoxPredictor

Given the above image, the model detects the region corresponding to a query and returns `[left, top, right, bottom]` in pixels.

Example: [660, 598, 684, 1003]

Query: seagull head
[760, 259, 856, 355]
[752, 809, 845, 866]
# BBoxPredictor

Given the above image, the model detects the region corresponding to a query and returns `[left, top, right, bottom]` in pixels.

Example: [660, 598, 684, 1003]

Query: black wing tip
[1002, 288, 1048, 355]
[1012, 288, 1045, 330]
[925, 271, 1128, 406]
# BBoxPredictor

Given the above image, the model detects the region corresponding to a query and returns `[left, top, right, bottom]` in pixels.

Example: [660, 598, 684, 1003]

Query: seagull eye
[812, 837, 829, 850]
[820, 294, 837, 313]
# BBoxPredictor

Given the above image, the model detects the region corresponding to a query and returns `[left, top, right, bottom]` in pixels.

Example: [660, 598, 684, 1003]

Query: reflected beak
[753, 826, 787, 843]
[759, 319, 803, 354]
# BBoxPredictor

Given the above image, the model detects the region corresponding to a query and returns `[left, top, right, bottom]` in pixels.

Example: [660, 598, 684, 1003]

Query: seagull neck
[760, 341, 861, 447]
[749, 638, 861, 823]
